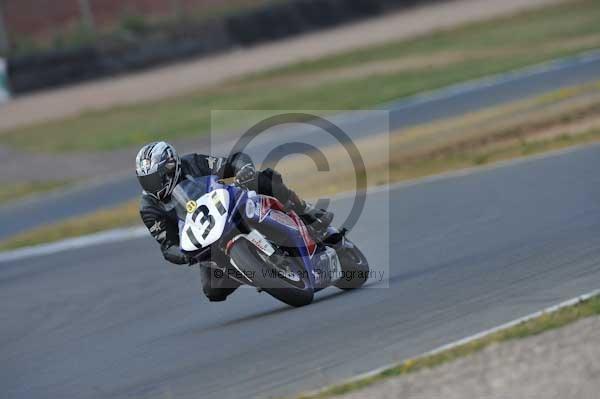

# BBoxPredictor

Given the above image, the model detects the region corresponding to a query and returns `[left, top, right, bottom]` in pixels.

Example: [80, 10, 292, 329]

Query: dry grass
[1, 130, 598, 251]
[257, 32, 600, 90]
[0, 200, 140, 251]
[297, 294, 600, 399]
[3, 81, 600, 250]
[2, 0, 600, 152]
[277, 81, 600, 198]
[0, 181, 70, 205]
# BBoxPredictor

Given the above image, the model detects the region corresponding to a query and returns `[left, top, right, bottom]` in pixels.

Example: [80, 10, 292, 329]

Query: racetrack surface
[1, 50, 600, 240]
[2, 144, 600, 399]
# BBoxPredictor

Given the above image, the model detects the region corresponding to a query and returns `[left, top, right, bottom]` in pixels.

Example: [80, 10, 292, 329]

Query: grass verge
[296, 293, 600, 399]
[0, 79, 600, 250]
[0, 181, 70, 205]
[2, 128, 599, 251]
[389, 129, 600, 183]
[0, 200, 139, 251]
[2, 0, 600, 151]
[2, 80, 600, 250]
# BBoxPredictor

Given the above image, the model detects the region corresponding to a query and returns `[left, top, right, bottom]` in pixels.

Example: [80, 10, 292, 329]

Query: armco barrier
[0, 57, 10, 102]
[7, 0, 444, 95]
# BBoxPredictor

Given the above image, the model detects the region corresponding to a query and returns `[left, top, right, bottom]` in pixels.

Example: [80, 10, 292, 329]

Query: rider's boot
[286, 191, 334, 239]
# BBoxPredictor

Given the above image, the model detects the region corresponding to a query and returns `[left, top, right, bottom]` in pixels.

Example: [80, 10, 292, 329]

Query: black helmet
[135, 141, 181, 201]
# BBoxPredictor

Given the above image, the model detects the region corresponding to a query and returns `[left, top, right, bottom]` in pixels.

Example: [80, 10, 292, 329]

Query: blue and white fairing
[172, 176, 240, 251]
[171, 175, 340, 291]
[240, 191, 341, 290]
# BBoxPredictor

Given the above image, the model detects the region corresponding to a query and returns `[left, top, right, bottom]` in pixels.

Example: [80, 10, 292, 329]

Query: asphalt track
[2, 144, 600, 399]
[1, 51, 600, 239]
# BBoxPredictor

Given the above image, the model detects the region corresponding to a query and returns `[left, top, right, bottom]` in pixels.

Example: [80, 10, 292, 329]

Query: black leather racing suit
[139, 152, 296, 301]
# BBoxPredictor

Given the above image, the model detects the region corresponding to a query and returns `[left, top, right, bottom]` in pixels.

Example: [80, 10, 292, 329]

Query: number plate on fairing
[181, 189, 230, 251]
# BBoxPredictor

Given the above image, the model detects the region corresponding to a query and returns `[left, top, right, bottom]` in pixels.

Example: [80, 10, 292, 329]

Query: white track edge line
[0, 226, 147, 264]
[305, 288, 600, 397]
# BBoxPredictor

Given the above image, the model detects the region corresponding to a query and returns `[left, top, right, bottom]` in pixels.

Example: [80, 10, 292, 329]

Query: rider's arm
[140, 198, 193, 265]
[187, 152, 255, 187]
[218, 152, 254, 179]
[186, 152, 254, 179]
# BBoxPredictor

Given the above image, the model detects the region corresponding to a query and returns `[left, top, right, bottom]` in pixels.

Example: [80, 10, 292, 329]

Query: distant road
[2, 144, 600, 399]
[1, 51, 600, 239]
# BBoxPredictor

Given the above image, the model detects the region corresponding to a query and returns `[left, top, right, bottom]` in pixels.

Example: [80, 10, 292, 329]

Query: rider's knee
[203, 287, 237, 302]
[205, 292, 228, 302]
[258, 168, 290, 201]
[260, 168, 282, 186]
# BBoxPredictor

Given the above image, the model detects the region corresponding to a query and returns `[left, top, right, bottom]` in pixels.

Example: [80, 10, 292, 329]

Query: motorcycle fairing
[180, 188, 230, 251]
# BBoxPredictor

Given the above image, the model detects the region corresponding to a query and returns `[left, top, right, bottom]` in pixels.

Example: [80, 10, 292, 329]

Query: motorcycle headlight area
[181, 189, 230, 251]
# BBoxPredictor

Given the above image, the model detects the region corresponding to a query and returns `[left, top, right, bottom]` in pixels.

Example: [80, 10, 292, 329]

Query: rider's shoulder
[181, 153, 210, 168]
[181, 153, 224, 175]
[180, 153, 198, 163]
[139, 191, 159, 209]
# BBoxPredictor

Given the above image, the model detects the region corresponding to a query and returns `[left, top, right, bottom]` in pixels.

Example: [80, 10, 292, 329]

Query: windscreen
[170, 176, 212, 220]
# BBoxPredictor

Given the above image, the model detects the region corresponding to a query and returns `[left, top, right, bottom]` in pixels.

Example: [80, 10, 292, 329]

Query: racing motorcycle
[170, 175, 369, 307]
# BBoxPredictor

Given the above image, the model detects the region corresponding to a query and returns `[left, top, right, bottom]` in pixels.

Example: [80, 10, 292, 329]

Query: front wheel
[334, 239, 370, 290]
[228, 240, 314, 307]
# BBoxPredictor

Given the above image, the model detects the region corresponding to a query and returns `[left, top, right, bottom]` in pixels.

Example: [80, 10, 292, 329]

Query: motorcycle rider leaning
[136, 141, 333, 302]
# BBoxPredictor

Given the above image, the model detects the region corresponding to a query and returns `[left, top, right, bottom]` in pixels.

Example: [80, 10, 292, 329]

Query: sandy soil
[0, 0, 562, 133]
[338, 315, 600, 399]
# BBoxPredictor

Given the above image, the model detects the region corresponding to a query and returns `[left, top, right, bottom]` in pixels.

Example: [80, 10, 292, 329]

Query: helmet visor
[137, 170, 166, 197]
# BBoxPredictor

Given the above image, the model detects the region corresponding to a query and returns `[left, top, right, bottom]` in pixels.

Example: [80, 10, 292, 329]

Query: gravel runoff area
[337, 316, 600, 399]
[0, 0, 561, 132]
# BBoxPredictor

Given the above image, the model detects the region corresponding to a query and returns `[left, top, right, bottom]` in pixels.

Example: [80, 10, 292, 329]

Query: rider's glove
[234, 164, 256, 187]
[187, 256, 198, 267]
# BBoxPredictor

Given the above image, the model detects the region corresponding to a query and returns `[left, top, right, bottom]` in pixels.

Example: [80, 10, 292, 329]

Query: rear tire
[229, 240, 314, 307]
[334, 239, 369, 290]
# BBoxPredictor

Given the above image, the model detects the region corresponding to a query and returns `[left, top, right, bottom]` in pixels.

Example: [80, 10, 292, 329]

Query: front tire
[334, 239, 369, 290]
[229, 240, 314, 307]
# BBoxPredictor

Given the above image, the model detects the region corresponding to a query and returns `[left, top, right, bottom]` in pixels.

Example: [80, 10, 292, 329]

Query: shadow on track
[216, 289, 350, 327]
[181, 288, 354, 337]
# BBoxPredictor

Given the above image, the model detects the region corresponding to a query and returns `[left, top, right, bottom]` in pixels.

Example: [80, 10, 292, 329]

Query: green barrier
[0, 58, 9, 102]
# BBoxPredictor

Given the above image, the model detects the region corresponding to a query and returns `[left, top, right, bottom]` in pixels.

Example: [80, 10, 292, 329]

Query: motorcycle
[170, 175, 369, 307]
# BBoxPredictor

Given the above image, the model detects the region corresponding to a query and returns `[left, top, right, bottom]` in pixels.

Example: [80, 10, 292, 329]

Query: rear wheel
[229, 240, 314, 307]
[334, 239, 369, 290]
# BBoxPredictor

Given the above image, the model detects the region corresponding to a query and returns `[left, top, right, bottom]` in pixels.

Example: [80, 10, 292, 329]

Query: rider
[135, 141, 333, 302]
